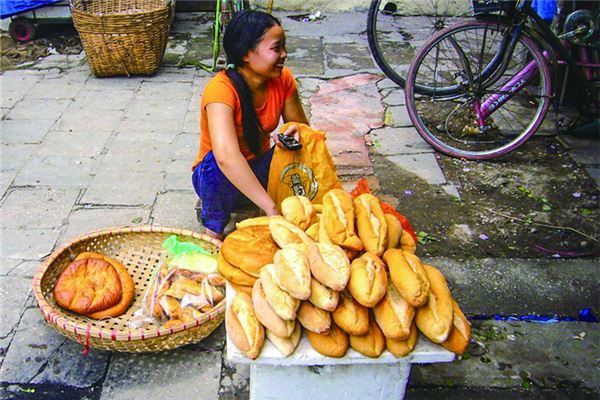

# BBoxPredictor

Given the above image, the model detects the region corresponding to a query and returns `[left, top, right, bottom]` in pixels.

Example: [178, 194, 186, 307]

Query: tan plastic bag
[268, 123, 342, 210]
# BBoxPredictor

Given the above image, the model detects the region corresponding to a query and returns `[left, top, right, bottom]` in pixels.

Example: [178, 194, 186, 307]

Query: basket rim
[32, 225, 224, 343]
[71, 0, 175, 17]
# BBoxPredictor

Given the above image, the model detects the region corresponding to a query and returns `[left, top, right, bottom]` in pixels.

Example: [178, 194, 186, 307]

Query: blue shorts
[192, 149, 274, 234]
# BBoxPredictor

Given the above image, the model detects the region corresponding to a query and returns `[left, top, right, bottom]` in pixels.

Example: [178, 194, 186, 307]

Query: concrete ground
[1, 10, 599, 400]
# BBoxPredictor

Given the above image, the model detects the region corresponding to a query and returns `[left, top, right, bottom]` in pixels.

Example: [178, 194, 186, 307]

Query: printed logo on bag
[280, 163, 318, 200]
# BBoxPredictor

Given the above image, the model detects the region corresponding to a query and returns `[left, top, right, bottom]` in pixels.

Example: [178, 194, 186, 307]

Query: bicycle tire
[405, 19, 552, 160]
[366, 0, 473, 92]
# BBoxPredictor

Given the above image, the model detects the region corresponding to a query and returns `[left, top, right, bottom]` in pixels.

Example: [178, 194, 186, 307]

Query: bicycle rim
[367, 0, 473, 91]
[406, 20, 552, 160]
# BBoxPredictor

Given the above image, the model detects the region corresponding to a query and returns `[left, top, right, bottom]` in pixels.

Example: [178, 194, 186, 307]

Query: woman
[192, 10, 309, 239]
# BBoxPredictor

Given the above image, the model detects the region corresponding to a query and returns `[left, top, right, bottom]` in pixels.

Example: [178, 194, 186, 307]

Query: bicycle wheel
[367, 0, 473, 91]
[405, 20, 552, 160]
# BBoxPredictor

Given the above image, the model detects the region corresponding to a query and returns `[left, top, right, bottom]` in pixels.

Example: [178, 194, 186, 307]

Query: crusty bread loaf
[221, 225, 279, 277]
[320, 189, 363, 251]
[226, 292, 264, 360]
[306, 322, 349, 358]
[347, 252, 388, 308]
[266, 322, 302, 356]
[386, 322, 417, 357]
[269, 217, 313, 249]
[415, 264, 453, 343]
[235, 215, 280, 229]
[354, 193, 388, 257]
[252, 279, 296, 338]
[217, 252, 256, 287]
[305, 222, 320, 241]
[260, 264, 300, 321]
[273, 246, 311, 300]
[399, 230, 416, 254]
[229, 281, 253, 296]
[281, 195, 316, 230]
[74, 252, 135, 319]
[384, 214, 403, 249]
[349, 317, 386, 358]
[297, 301, 331, 333]
[307, 242, 350, 291]
[373, 281, 415, 340]
[308, 278, 339, 311]
[332, 291, 369, 336]
[384, 249, 430, 307]
[442, 298, 471, 354]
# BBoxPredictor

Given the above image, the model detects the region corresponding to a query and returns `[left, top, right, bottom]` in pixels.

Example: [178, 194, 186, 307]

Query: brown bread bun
[348, 252, 388, 308]
[281, 195, 316, 230]
[74, 252, 135, 319]
[373, 281, 415, 340]
[217, 252, 256, 287]
[297, 301, 331, 333]
[386, 322, 418, 357]
[354, 193, 388, 257]
[384, 214, 403, 249]
[226, 292, 265, 359]
[320, 189, 363, 251]
[252, 279, 295, 338]
[349, 317, 385, 358]
[54, 257, 122, 315]
[305, 222, 320, 241]
[266, 322, 302, 356]
[307, 242, 350, 291]
[221, 225, 279, 278]
[415, 264, 453, 343]
[260, 264, 300, 320]
[269, 217, 314, 249]
[273, 246, 311, 300]
[442, 298, 471, 354]
[384, 249, 430, 307]
[306, 322, 349, 358]
[399, 230, 417, 254]
[332, 291, 369, 336]
[308, 278, 339, 311]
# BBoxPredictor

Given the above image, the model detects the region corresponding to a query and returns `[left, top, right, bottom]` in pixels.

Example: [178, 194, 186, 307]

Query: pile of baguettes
[218, 188, 471, 360]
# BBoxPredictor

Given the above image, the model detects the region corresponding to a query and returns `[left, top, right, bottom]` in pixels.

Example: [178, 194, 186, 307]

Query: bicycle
[404, 0, 599, 160]
[367, 0, 475, 92]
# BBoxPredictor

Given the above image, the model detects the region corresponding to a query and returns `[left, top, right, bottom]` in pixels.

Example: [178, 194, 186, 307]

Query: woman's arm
[206, 102, 278, 216]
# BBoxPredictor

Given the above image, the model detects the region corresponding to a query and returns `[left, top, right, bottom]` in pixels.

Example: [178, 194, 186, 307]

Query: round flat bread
[221, 225, 279, 277]
[53, 258, 122, 315]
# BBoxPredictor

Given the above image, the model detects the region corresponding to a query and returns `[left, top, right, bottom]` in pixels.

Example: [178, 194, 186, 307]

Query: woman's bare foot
[204, 227, 224, 241]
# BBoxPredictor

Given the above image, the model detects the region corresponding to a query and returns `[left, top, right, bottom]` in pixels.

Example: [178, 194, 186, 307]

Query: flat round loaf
[75, 252, 135, 319]
[306, 322, 348, 358]
[221, 225, 279, 277]
[53, 258, 122, 315]
[217, 252, 256, 287]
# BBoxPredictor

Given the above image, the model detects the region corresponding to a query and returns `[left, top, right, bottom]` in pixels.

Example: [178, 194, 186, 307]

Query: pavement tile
[126, 97, 189, 122]
[0, 308, 110, 387]
[1, 188, 78, 230]
[70, 89, 134, 111]
[0, 119, 56, 145]
[171, 133, 198, 161]
[382, 88, 406, 106]
[26, 79, 84, 99]
[1, 229, 60, 261]
[36, 131, 112, 158]
[183, 109, 200, 134]
[52, 109, 124, 133]
[99, 140, 172, 173]
[60, 208, 151, 243]
[2, 260, 41, 278]
[136, 81, 194, 100]
[101, 349, 221, 400]
[14, 155, 96, 188]
[0, 169, 16, 198]
[386, 105, 413, 127]
[0, 276, 33, 338]
[80, 170, 162, 206]
[5, 98, 71, 121]
[115, 117, 183, 137]
[386, 153, 447, 185]
[151, 191, 199, 231]
[369, 126, 432, 155]
[165, 159, 193, 192]
[83, 76, 143, 90]
[323, 43, 377, 72]
[218, 353, 250, 400]
[285, 59, 325, 76]
[1, 144, 38, 172]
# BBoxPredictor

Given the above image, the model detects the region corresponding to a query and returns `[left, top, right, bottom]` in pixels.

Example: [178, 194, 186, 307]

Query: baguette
[273, 246, 311, 300]
[269, 217, 313, 249]
[281, 195, 316, 230]
[384, 249, 430, 307]
[308, 277, 339, 311]
[307, 242, 350, 291]
[442, 298, 471, 354]
[297, 301, 331, 334]
[320, 189, 363, 251]
[415, 264, 453, 343]
[373, 281, 415, 340]
[305, 322, 349, 358]
[384, 214, 403, 249]
[266, 322, 302, 356]
[354, 193, 388, 257]
[386, 322, 417, 357]
[332, 291, 369, 336]
[252, 279, 295, 338]
[347, 252, 388, 308]
[305, 222, 320, 241]
[259, 264, 300, 320]
[399, 230, 417, 254]
[349, 317, 385, 358]
[226, 292, 264, 359]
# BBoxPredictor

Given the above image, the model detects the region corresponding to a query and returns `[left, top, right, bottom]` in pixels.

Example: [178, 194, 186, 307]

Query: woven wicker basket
[33, 226, 225, 352]
[71, 0, 175, 77]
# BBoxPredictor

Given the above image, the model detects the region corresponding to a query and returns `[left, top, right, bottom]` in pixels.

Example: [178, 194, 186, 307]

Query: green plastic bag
[161, 235, 217, 273]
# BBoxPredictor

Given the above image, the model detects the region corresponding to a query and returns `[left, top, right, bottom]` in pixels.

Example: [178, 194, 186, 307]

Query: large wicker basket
[33, 226, 225, 352]
[71, 0, 175, 77]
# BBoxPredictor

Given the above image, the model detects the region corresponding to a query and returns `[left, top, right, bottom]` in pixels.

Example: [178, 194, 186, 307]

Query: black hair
[223, 10, 281, 155]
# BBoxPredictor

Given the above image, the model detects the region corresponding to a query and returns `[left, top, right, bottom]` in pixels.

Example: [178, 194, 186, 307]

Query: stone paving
[1, 10, 599, 400]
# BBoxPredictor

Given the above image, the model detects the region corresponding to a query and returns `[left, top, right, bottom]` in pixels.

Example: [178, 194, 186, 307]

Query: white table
[226, 284, 455, 400]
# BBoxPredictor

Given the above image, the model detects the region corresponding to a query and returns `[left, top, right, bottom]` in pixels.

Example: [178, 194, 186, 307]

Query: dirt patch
[374, 135, 599, 259]
[1, 25, 82, 71]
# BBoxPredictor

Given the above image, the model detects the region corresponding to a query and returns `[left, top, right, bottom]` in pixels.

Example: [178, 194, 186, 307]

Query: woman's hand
[272, 123, 300, 149]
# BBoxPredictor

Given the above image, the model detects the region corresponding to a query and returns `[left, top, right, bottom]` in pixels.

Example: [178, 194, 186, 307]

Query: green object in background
[162, 235, 217, 273]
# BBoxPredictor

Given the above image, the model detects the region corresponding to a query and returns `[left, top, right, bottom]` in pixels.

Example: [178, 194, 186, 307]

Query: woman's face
[244, 24, 287, 80]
